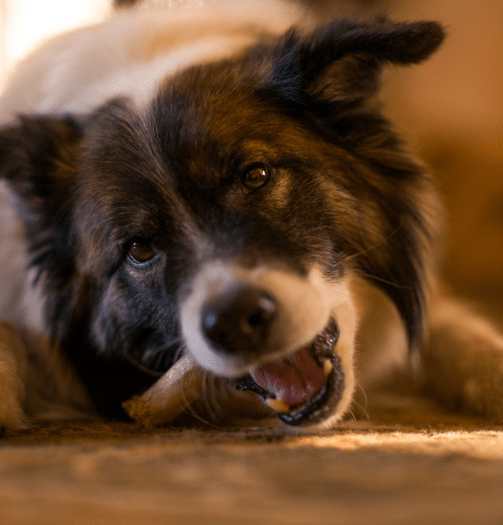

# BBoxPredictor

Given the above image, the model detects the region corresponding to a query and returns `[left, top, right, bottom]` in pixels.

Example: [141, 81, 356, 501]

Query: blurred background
[1, 0, 502, 321]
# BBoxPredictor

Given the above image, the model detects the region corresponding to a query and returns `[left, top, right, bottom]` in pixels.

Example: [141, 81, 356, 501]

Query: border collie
[1, 0, 503, 433]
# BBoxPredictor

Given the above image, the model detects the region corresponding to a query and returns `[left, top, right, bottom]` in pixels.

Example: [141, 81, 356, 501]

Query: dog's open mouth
[232, 318, 344, 426]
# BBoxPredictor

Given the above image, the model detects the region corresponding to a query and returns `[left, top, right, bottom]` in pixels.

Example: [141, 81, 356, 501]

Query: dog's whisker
[173, 345, 186, 364]
[346, 408, 357, 423]
[200, 373, 217, 420]
[352, 268, 413, 290]
[351, 382, 369, 420]
[356, 382, 369, 412]
[176, 368, 215, 425]
[158, 340, 183, 353]
[143, 338, 184, 358]
[206, 375, 232, 424]
[184, 371, 223, 428]
[341, 216, 405, 265]
[121, 339, 185, 377]
[183, 402, 221, 429]
[122, 352, 165, 377]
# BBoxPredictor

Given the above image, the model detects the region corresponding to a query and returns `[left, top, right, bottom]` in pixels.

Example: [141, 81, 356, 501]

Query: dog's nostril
[201, 287, 277, 353]
[247, 310, 269, 329]
[241, 296, 276, 331]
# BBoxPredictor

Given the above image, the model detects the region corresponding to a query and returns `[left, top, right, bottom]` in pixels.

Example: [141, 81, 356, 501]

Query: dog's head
[0, 17, 444, 426]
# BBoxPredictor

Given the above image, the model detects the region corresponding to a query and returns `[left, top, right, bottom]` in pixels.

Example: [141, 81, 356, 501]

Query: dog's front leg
[423, 296, 503, 421]
[0, 322, 28, 432]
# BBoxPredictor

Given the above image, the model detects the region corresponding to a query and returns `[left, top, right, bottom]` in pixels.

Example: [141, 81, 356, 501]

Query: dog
[1, 0, 503, 433]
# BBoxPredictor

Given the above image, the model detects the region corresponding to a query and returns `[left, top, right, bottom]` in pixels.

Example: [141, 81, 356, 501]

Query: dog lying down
[1, 0, 503, 433]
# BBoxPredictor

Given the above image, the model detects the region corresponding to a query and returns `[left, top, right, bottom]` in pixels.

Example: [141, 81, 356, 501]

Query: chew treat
[123, 353, 204, 428]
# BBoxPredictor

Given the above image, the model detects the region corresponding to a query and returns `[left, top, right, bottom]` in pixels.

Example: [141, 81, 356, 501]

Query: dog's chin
[232, 318, 350, 428]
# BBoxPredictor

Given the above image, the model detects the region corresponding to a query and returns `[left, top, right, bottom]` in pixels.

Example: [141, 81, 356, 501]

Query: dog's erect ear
[262, 18, 444, 351]
[0, 116, 84, 280]
[267, 18, 445, 105]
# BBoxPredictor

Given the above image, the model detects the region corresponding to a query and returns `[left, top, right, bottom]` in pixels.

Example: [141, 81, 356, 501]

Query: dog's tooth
[323, 359, 333, 378]
[266, 398, 291, 414]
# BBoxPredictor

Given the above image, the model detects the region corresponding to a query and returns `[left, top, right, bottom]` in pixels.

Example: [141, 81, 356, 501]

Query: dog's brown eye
[128, 242, 156, 264]
[242, 165, 270, 193]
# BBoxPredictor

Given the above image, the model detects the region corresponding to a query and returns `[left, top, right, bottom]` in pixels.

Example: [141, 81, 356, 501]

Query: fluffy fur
[1, 0, 502, 433]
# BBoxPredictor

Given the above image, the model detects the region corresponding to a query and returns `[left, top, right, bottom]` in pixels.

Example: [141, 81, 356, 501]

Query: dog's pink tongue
[250, 346, 325, 406]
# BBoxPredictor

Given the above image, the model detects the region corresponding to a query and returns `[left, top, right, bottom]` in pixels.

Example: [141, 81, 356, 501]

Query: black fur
[0, 18, 444, 418]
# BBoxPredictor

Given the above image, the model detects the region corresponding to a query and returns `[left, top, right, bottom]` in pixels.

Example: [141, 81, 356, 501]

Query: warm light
[1, 0, 111, 88]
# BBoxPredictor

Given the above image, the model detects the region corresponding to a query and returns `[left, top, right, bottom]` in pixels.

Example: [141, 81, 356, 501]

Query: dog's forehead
[148, 60, 307, 173]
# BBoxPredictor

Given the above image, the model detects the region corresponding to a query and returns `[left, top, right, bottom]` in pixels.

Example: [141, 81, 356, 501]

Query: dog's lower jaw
[277, 301, 359, 431]
[304, 359, 356, 431]
[298, 278, 359, 431]
[236, 344, 357, 432]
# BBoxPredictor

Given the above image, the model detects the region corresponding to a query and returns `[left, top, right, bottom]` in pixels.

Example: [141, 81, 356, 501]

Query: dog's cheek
[89, 280, 131, 354]
[87, 272, 151, 350]
[89, 273, 180, 366]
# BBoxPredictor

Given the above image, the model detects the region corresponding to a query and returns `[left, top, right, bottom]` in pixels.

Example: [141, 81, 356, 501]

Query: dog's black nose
[201, 286, 277, 354]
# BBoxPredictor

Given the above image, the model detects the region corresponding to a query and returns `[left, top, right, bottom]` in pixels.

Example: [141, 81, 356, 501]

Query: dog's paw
[0, 323, 28, 433]
[0, 383, 27, 434]
[424, 299, 503, 421]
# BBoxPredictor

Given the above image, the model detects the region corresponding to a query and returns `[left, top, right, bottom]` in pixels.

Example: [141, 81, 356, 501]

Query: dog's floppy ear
[0, 116, 84, 283]
[268, 18, 445, 105]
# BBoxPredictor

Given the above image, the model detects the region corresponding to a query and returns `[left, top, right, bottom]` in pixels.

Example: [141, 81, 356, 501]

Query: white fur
[352, 277, 409, 387]
[0, 0, 309, 123]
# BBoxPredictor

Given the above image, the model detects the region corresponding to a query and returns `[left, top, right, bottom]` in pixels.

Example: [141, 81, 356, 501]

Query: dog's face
[0, 18, 444, 427]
